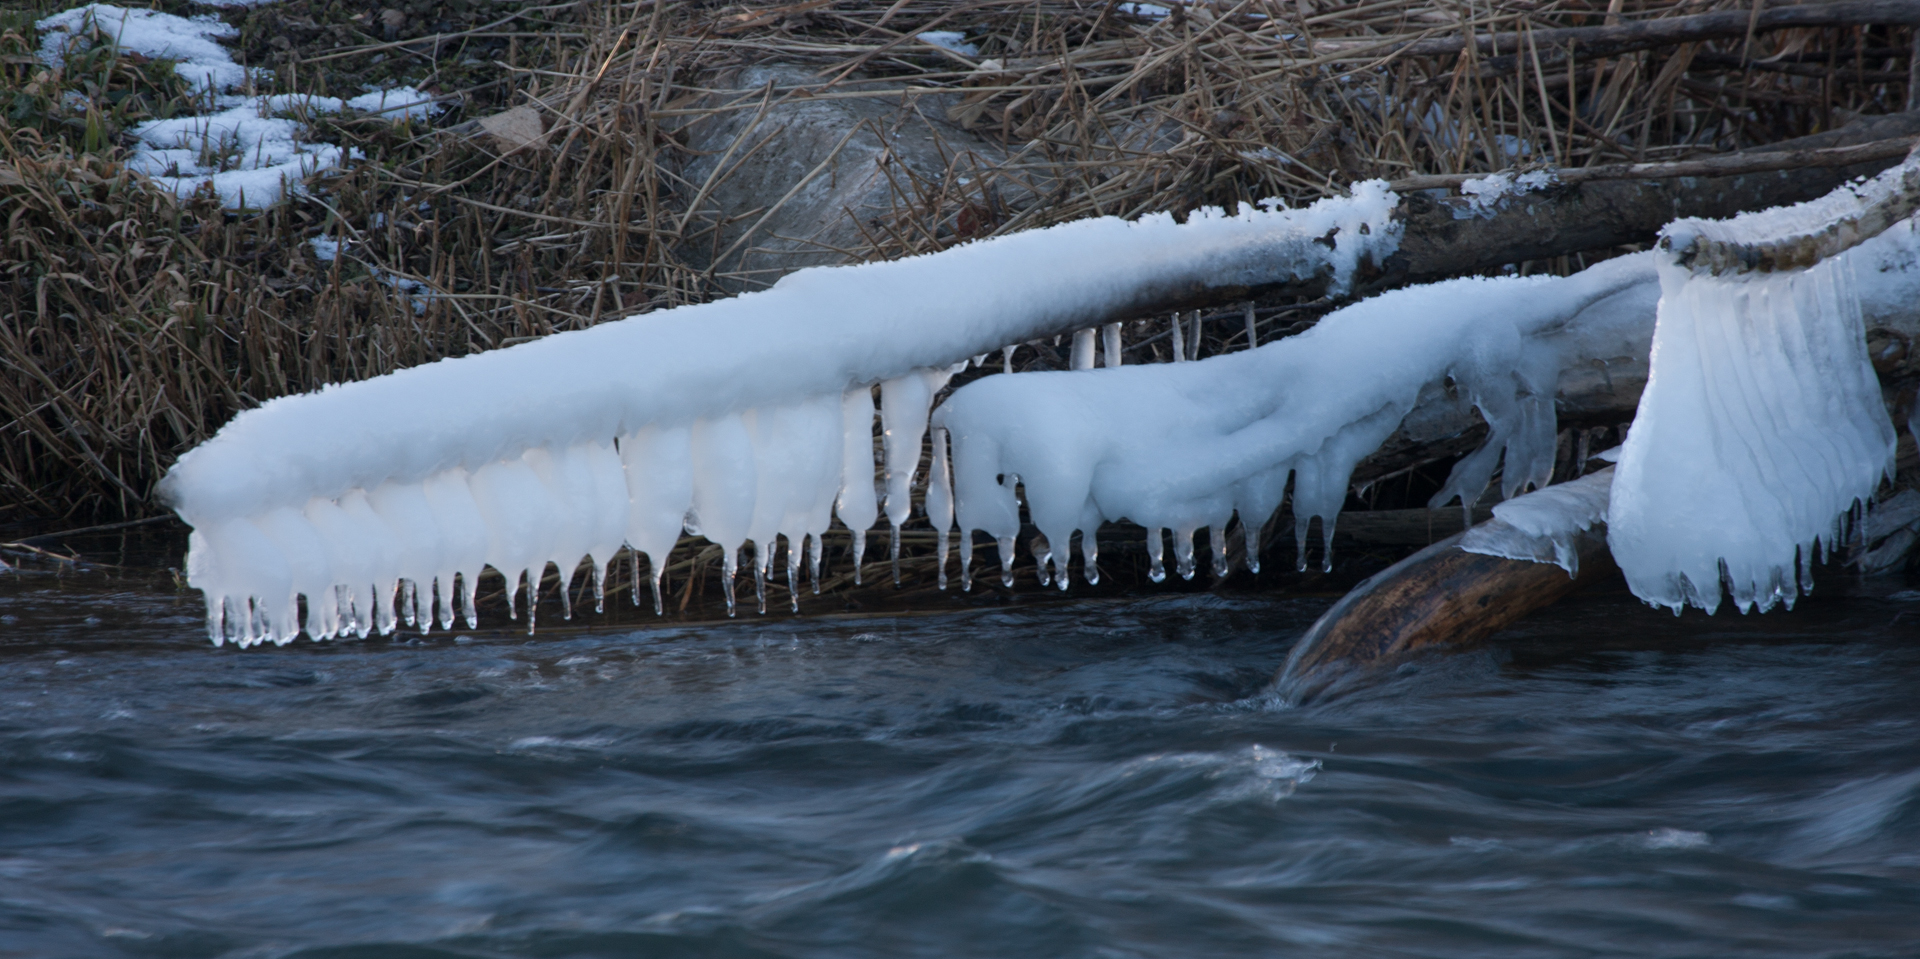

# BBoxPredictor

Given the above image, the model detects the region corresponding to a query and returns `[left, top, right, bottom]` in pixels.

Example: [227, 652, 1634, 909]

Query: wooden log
[1379, 111, 1920, 290]
[1272, 525, 1615, 703]
[1311, 2, 1920, 63]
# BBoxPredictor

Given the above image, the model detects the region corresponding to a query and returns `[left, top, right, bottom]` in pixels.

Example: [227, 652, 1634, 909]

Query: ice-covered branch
[1606, 154, 1920, 614]
[930, 254, 1659, 590]
[163, 186, 1399, 644]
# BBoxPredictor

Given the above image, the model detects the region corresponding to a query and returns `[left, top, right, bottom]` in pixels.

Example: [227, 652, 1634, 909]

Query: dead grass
[2, 0, 1915, 527]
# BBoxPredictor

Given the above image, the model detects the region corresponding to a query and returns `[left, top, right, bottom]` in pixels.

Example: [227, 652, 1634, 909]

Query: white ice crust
[1460, 466, 1613, 575]
[163, 187, 1401, 644]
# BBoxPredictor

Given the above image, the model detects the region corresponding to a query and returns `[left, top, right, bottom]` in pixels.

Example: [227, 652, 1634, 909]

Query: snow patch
[37, 5, 244, 94]
[37, 4, 438, 208]
[1456, 170, 1558, 219]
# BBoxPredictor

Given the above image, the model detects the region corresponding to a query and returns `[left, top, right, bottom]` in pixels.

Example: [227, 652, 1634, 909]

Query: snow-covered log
[160, 186, 1398, 644]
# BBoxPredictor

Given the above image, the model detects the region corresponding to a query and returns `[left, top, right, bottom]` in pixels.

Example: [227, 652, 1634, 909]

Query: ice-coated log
[933, 253, 1658, 589]
[163, 184, 1400, 643]
[1608, 155, 1919, 614]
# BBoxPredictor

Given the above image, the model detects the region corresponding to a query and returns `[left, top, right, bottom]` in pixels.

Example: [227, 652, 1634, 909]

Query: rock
[671, 65, 1019, 293]
[477, 105, 547, 154]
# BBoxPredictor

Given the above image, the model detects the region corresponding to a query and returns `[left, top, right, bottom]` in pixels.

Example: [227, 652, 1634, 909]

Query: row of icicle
[197, 309, 1272, 647]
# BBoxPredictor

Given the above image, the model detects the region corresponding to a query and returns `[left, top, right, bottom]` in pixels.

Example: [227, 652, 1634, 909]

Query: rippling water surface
[3, 560, 1919, 958]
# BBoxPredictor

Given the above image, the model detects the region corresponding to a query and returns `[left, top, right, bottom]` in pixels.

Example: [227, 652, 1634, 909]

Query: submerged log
[1273, 526, 1614, 703]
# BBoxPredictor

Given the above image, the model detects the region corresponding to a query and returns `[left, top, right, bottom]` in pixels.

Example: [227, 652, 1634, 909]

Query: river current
[2, 550, 1918, 957]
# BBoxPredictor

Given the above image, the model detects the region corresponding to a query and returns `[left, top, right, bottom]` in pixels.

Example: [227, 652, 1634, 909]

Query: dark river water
[3, 553, 1919, 958]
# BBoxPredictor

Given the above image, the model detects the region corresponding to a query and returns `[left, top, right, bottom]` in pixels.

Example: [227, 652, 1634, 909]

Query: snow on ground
[36, 4, 437, 207]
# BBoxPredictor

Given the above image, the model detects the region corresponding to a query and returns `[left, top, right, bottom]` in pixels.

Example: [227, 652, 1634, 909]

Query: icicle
[998, 533, 1017, 587]
[881, 369, 952, 585]
[1070, 328, 1097, 370]
[785, 536, 801, 612]
[400, 580, 417, 628]
[752, 539, 769, 615]
[1611, 245, 1895, 614]
[1147, 528, 1166, 583]
[926, 427, 955, 590]
[523, 568, 539, 634]
[1080, 529, 1099, 584]
[1188, 312, 1203, 360]
[1210, 526, 1229, 576]
[836, 387, 879, 586]
[1002, 345, 1017, 375]
[721, 547, 739, 617]
[1174, 527, 1197, 580]
[1243, 302, 1258, 348]
[622, 423, 694, 617]
[1169, 313, 1186, 362]
[808, 534, 823, 593]
[690, 413, 757, 617]
[1102, 323, 1123, 368]
[461, 571, 478, 629]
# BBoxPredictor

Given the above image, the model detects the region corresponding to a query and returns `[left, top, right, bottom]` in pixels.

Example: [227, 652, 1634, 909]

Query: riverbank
[6, 0, 1916, 526]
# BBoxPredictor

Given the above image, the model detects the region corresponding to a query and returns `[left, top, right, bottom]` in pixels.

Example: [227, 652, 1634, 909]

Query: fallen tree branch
[1314, 1, 1920, 63]
[1378, 109, 1920, 289]
[1389, 136, 1920, 193]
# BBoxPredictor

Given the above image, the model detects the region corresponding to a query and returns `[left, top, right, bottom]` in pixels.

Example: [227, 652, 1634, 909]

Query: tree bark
[1373, 110, 1920, 290]
[1314, 2, 1920, 63]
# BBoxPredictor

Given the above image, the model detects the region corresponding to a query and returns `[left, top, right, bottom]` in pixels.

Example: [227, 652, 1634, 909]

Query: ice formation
[917, 31, 979, 57]
[930, 254, 1659, 590]
[1455, 170, 1558, 219]
[163, 186, 1400, 644]
[1460, 466, 1613, 575]
[37, 5, 436, 207]
[1605, 157, 1920, 614]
